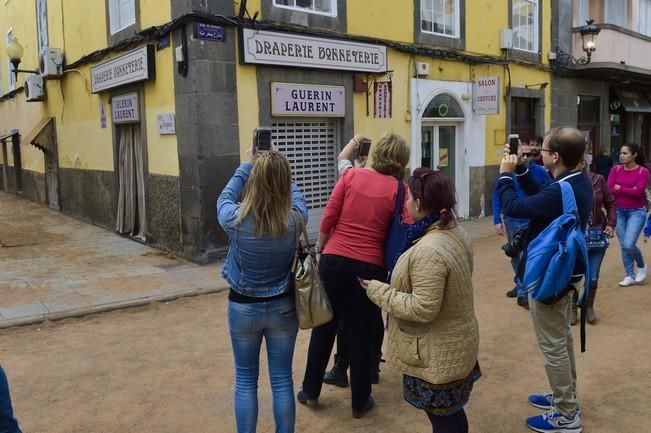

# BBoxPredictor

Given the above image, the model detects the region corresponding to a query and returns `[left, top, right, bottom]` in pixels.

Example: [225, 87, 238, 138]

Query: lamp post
[6, 38, 38, 80]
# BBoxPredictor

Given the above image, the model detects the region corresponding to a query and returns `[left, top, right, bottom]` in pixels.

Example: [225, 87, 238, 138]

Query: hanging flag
[374, 81, 392, 118]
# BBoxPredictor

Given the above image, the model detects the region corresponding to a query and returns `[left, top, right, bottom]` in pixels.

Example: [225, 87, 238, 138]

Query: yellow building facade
[0, 0, 552, 261]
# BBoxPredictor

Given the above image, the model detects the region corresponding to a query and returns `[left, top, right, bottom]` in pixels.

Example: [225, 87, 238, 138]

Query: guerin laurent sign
[91, 46, 156, 93]
[241, 28, 387, 73]
[111, 93, 139, 124]
[272, 83, 345, 117]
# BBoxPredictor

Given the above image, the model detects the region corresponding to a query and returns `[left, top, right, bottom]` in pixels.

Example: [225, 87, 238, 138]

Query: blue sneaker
[528, 392, 554, 410]
[526, 409, 582, 433]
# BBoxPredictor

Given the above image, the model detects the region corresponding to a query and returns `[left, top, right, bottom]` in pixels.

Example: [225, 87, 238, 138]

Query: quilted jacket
[366, 224, 479, 384]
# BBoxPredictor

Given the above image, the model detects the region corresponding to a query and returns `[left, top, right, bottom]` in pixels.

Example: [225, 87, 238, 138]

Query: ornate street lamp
[551, 20, 601, 72]
[579, 19, 601, 64]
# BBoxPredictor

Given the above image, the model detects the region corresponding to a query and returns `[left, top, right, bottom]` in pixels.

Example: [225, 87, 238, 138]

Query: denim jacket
[217, 162, 308, 297]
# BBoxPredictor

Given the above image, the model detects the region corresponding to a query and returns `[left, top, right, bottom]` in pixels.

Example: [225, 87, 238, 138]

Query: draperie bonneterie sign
[271, 83, 345, 117]
[472, 76, 500, 115]
[241, 28, 387, 73]
[374, 81, 392, 118]
[111, 93, 139, 124]
[91, 46, 155, 93]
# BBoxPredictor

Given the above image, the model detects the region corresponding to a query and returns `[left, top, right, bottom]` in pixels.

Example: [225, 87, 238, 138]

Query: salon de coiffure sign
[241, 28, 387, 73]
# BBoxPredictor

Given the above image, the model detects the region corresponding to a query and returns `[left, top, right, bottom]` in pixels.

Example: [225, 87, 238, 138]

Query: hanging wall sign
[374, 81, 392, 118]
[271, 83, 345, 117]
[91, 45, 156, 93]
[157, 113, 176, 134]
[241, 28, 387, 73]
[195, 23, 225, 42]
[472, 76, 500, 115]
[111, 93, 139, 124]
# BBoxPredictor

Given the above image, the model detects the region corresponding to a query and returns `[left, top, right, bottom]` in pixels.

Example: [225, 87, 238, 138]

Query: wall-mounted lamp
[551, 20, 601, 72]
[579, 19, 601, 63]
[6, 38, 38, 80]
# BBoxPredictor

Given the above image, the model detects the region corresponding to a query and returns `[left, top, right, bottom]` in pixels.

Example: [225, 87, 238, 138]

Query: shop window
[578, 96, 600, 124]
[108, 0, 136, 35]
[512, 0, 539, 53]
[420, 0, 459, 38]
[422, 94, 464, 119]
[36, 0, 48, 54]
[273, 0, 336, 16]
[6, 28, 15, 91]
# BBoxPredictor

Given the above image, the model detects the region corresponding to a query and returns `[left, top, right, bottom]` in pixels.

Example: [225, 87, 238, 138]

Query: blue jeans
[615, 208, 647, 277]
[228, 297, 298, 433]
[504, 219, 528, 296]
[588, 245, 607, 289]
[0, 366, 21, 433]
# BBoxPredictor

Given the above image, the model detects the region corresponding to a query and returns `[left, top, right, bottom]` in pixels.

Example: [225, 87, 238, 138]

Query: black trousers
[301, 254, 385, 410]
[335, 307, 384, 359]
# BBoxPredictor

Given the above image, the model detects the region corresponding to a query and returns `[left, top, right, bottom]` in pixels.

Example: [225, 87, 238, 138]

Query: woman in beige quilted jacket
[360, 168, 480, 433]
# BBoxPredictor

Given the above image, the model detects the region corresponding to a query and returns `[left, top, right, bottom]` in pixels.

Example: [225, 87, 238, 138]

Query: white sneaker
[619, 276, 635, 287]
[635, 265, 648, 283]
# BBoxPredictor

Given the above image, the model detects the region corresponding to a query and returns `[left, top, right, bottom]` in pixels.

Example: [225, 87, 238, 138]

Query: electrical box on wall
[500, 29, 513, 50]
[25, 75, 45, 101]
[415, 62, 430, 77]
[40, 47, 63, 78]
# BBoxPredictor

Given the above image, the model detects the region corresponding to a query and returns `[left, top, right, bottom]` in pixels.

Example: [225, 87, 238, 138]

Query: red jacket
[589, 172, 616, 229]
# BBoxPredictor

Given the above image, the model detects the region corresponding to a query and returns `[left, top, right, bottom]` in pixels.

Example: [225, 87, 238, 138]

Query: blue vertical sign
[194, 23, 225, 42]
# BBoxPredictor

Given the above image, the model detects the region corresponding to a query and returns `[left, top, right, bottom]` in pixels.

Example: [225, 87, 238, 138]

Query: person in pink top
[607, 143, 649, 286]
[297, 133, 411, 419]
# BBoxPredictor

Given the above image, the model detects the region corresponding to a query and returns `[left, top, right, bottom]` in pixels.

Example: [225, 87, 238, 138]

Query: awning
[23, 117, 55, 153]
[615, 89, 651, 113]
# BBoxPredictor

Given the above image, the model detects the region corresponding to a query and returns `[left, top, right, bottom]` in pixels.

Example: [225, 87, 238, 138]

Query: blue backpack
[522, 181, 590, 307]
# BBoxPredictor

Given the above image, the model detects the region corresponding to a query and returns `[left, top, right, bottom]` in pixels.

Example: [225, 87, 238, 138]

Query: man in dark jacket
[495, 127, 592, 433]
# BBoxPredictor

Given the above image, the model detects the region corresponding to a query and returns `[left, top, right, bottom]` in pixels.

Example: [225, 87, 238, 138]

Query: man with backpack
[495, 127, 592, 433]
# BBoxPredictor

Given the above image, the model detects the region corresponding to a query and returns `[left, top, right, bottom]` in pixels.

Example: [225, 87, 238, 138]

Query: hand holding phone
[253, 127, 272, 153]
[508, 134, 519, 155]
[356, 139, 372, 160]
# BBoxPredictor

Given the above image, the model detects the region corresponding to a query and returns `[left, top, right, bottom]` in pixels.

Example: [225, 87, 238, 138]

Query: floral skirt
[403, 362, 481, 416]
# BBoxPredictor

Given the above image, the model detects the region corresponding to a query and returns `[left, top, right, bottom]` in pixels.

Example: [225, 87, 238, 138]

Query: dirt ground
[1, 234, 650, 433]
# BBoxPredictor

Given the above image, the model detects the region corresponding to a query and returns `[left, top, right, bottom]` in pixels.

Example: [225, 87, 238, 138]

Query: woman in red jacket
[297, 133, 410, 419]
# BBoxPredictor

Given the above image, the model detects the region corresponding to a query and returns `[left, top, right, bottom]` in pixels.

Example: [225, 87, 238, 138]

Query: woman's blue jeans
[0, 366, 21, 433]
[228, 296, 298, 433]
[615, 207, 647, 277]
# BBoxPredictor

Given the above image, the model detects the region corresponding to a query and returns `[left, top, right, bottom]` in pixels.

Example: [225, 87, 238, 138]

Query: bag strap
[559, 179, 579, 215]
[392, 181, 404, 218]
[290, 209, 301, 272]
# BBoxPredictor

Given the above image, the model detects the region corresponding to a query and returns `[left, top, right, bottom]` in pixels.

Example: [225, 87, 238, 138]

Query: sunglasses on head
[412, 170, 433, 199]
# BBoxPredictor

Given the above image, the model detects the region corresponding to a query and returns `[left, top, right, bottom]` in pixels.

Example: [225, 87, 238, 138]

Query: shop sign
[241, 28, 387, 73]
[157, 113, 176, 134]
[473, 76, 499, 115]
[91, 46, 155, 93]
[111, 93, 139, 124]
[271, 83, 345, 117]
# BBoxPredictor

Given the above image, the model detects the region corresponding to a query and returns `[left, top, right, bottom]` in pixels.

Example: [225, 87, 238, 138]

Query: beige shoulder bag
[290, 210, 333, 329]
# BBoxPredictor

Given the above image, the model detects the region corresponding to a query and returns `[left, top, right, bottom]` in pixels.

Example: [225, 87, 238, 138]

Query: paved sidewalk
[0, 192, 227, 328]
[0, 192, 496, 328]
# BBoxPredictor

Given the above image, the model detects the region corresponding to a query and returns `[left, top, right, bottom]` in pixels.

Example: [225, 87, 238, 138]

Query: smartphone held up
[253, 127, 272, 153]
[508, 134, 519, 155]
[356, 138, 372, 160]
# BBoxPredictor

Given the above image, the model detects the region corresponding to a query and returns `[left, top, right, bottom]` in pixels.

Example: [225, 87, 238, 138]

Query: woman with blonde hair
[217, 148, 308, 433]
[298, 133, 411, 419]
